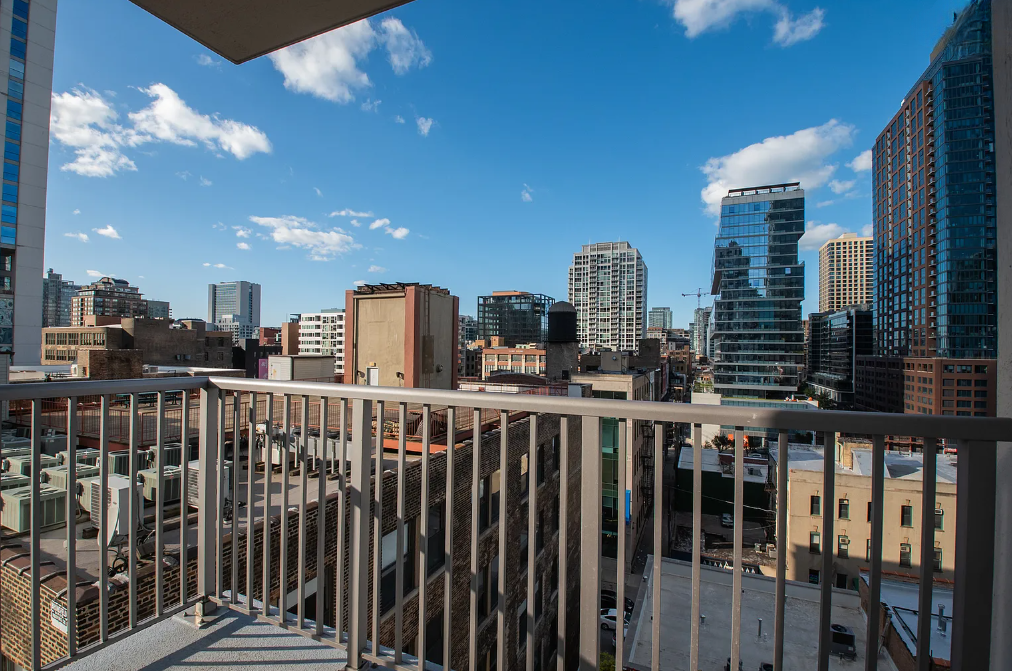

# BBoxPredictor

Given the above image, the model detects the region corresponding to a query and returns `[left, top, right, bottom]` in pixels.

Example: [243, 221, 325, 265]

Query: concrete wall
[786, 469, 956, 588]
[346, 289, 407, 386]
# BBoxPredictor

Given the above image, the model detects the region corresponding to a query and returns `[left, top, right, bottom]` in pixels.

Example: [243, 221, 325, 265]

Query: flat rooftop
[772, 446, 958, 484]
[627, 558, 898, 671]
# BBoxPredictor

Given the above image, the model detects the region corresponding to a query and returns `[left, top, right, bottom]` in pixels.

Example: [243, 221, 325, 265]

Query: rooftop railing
[0, 376, 1009, 671]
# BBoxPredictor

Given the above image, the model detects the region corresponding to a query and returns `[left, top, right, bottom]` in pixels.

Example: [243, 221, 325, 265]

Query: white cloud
[670, 0, 825, 46]
[199, 176, 212, 187]
[267, 18, 430, 104]
[394, 115, 405, 124]
[773, 7, 825, 46]
[847, 149, 873, 172]
[799, 220, 847, 251]
[368, 265, 387, 273]
[699, 119, 855, 217]
[86, 269, 108, 278]
[861, 224, 873, 237]
[202, 262, 233, 269]
[353, 280, 367, 287]
[329, 209, 374, 218]
[212, 222, 227, 231]
[314, 187, 322, 197]
[93, 224, 121, 239]
[50, 84, 271, 178]
[196, 53, 221, 68]
[233, 226, 252, 238]
[64, 232, 89, 242]
[350, 219, 362, 227]
[72, 209, 81, 215]
[385, 226, 409, 239]
[416, 117, 434, 136]
[237, 242, 251, 250]
[176, 170, 191, 180]
[521, 184, 534, 202]
[361, 98, 382, 112]
[250, 214, 358, 261]
[828, 179, 855, 194]
[816, 200, 835, 208]
[368, 217, 391, 230]
[129, 84, 272, 160]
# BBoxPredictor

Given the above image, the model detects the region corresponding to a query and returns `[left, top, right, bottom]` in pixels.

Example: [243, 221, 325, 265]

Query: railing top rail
[208, 377, 1012, 442]
[0, 376, 209, 402]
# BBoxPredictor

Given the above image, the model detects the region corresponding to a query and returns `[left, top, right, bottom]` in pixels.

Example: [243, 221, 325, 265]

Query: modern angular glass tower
[710, 184, 805, 399]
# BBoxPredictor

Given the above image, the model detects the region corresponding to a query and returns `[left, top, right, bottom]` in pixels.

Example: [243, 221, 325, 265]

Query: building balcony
[0, 377, 1009, 671]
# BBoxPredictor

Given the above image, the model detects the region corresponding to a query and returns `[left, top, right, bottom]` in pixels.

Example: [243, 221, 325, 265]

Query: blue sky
[45, 0, 966, 328]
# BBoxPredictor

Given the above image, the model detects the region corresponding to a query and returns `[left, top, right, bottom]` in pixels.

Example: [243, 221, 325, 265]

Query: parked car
[721, 513, 734, 528]
[601, 589, 634, 615]
[599, 608, 630, 632]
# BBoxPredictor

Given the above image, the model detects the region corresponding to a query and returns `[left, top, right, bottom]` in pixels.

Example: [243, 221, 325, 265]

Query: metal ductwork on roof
[129, 0, 417, 64]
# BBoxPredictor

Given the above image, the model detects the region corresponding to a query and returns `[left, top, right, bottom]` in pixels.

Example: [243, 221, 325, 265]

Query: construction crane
[682, 288, 705, 310]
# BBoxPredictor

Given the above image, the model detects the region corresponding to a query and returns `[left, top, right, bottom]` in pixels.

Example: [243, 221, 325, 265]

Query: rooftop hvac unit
[1, 436, 31, 453]
[107, 450, 149, 476]
[185, 460, 232, 509]
[1, 472, 30, 492]
[147, 443, 183, 469]
[3, 454, 59, 477]
[138, 466, 182, 504]
[57, 448, 101, 466]
[0, 446, 31, 460]
[89, 476, 142, 545]
[1, 484, 67, 532]
[42, 463, 100, 490]
[76, 476, 99, 512]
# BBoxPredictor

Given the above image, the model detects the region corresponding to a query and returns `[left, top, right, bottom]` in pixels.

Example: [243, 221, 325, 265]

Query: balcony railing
[0, 376, 1010, 671]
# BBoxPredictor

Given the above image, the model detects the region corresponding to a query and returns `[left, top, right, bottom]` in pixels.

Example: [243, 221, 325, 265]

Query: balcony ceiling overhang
[129, 0, 417, 64]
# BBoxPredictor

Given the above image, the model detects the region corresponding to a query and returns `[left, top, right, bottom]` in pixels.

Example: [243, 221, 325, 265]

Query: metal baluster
[526, 414, 538, 671]
[557, 415, 568, 671]
[652, 424, 663, 671]
[616, 419, 627, 670]
[580, 415, 601, 671]
[443, 406, 455, 670]
[298, 395, 310, 627]
[373, 400, 385, 654]
[66, 396, 78, 658]
[153, 391, 165, 616]
[497, 410, 510, 671]
[129, 393, 139, 629]
[216, 389, 226, 600]
[774, 430, 789, 671]
[231, 392, 241, 606]
[335, 398, 348, 641]
[262, 393, 275, 619]
[817, 431, 837, 671]
[30, 399, 41, 670]
[247, 392, 257, 614]
[730, 427, 745, 670]
[397, 403, 408, 663]
[180, 391, 190, 607]
[865, 434, 886, 671]
[316, 398, 328, 634]
[418, 404, 431, 670]
[280, 395, 292, 622]
[916, 437, 938, 671]
[468, 407, 481, 671]
[347, 398, 373, 670]
[690, 423, 703, 671]
[100, 395, 110, 641]
[196, 387, 220, 623]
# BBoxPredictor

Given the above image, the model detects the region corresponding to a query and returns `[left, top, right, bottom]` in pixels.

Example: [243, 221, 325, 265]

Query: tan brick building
[817, 233, 873, 313]
[480, 346, 546, 379]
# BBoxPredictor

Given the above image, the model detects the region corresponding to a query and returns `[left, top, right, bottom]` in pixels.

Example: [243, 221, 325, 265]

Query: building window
[809, 531, 821, 555]
[899, 543, 912, 568]
[479, 471, 500, 532]
[517, 600, 528, 654]
[810, 495, 821, 516]
[520, 454, 529, 498]
[537, 445, 545, 486]
[838, 535, 849, 559]
[427, 504, 445, 576]
[552, 435, 560, 474]
[867, 501, 873, 522]
[934, 509, 943, 530]
[901, 505, 913, 527]
[975, 365, 988, 374]
[866, 539, 872, 562]
[838, 498, 850, 520]
[933, 548, 942, 573]
[809, 569, 820, 585]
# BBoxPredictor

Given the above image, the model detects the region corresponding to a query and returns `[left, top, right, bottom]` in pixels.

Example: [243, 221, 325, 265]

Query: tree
[601, 653, 616, 671]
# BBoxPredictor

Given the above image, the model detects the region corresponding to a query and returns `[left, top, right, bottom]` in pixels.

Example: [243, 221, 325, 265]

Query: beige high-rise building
[818, 233, 873, 312]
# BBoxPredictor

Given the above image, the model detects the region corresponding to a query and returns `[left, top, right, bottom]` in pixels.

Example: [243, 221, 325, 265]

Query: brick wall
[2, 414, 584, 671]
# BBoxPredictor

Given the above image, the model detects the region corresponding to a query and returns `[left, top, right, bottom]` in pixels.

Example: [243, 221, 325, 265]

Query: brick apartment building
[0, 411, 583, 671]
[70, 277, 148, 327]
[480, 346, 546, 379]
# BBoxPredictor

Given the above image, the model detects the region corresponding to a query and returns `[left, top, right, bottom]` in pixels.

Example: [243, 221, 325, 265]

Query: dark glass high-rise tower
[711, 184, 805, 399]
[872, 0, 995, 359]
[477, 291, 554, 346]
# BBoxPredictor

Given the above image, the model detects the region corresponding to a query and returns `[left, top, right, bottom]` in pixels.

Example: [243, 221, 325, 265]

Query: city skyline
[38, 0, 974, 330]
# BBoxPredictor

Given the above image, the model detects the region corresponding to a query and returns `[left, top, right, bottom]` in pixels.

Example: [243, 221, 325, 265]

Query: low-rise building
[298, 309, 345, 375]
[806, 307, 873, 409]
[71, 277, 148, 327]
[480, 345, 546, 379]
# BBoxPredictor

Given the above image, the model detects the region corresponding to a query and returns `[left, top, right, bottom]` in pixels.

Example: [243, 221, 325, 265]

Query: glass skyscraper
[711, 184, 805, 399]
[476, 291, 554, 346]
[872, 0, 995, 359]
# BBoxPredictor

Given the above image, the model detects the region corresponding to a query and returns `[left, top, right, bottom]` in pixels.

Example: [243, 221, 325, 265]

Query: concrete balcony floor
[62, 609, 347, 671]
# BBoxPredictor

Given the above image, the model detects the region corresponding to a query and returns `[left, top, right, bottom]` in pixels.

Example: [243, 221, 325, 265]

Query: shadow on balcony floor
[63, 609, 348, 671]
